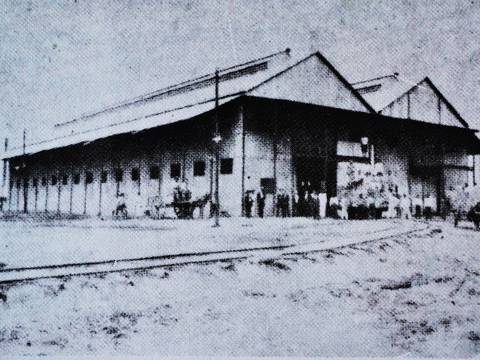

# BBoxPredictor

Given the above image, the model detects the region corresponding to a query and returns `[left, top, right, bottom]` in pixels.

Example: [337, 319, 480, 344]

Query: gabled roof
[352, 74, 413, 112]
[352, 74, 470, 129]
[3, 49, 373, 159]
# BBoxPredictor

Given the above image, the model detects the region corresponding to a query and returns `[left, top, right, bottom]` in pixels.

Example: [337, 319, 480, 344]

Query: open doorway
[295, 156, 327, 216]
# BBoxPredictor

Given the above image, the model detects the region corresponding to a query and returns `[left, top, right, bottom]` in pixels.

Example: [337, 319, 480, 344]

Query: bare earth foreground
[0, 218, 479, 357]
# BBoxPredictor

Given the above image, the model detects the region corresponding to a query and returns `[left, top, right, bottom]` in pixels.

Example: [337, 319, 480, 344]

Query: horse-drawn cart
[447, 185, 480, 230]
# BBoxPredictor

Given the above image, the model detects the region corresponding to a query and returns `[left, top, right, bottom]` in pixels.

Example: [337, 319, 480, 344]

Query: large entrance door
[295, 156, 328, 217]
[295, 157, 327, 196]
[410, 168, 440, 213]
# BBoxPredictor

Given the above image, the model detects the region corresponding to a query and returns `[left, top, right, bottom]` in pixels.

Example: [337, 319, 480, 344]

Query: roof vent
[357, 84, 382, 94]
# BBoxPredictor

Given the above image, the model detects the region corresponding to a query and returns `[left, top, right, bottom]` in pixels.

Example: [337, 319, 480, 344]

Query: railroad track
[0, 221, 433, 284]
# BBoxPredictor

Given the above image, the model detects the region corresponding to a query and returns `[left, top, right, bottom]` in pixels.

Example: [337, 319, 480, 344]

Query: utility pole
[213, 69, 221, 227]
[22, 129, 27, 213]
[1, 138, 8, 212]
[23, 129, 26, 156]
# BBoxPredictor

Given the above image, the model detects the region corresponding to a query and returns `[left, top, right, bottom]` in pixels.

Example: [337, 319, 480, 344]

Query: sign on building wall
[336, 141, 368, 159]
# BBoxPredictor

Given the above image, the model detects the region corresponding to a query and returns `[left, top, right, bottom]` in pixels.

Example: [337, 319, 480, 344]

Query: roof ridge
[55, 48, 292, 128]
[352, 73, 399, 86]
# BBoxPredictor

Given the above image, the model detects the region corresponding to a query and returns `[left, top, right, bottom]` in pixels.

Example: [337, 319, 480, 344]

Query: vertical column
[57, 170, 61, 214]
[34, 179, 38, 212]
[99, 167, 103, 216]
[272, 104, 278, 216]
[2, 138, 7, 205]
[289, 123, 295, 216]
[69, 165, 74, 214]
[439, 141, 446, 217]
[83, 168, 88, 215]
[240, 104, 246, 217]
[44, 168, 49, 212]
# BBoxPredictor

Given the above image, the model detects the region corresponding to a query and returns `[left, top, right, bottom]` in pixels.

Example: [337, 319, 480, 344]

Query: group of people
[244, 187, 291, 218]
[330, 190, 437, 220]
[293, 188, 327, 219]
[244, 188, 268, 218]
[244, 184, 330, 219]
[334, 161, 442, 221]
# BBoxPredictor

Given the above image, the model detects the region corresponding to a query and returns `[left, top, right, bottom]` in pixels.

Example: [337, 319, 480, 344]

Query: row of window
[15, 159, 234, 187]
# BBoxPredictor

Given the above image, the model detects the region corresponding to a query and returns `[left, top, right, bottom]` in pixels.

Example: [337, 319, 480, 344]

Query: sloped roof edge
[378, 76, 470, 129]
[422, 77, 470, 129]
[246, 51, 376, 113]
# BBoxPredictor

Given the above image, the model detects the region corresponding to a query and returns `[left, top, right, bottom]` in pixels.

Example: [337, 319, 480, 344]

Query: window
[131, 168, 140, 181]
[73, 174, 80, 185]
[85, 172, 93, 184]
[220, 158, 233, 174]
[33, 178, 38, 187]
[100, 171, 108, 183]
[41, 177, 47, 186]
[149, 166, 160, 180]
[356, 84, 382, 94]
[193, 160, 206, 177]
[51, 175, 58, 186]
[114, 169, 123, 183]
[260, 178, 276, 194]
[23, 178, 28, 187]
[16, 179, 20, 188]
[62, 175, 68, 185]
[170, 163, 181, 178]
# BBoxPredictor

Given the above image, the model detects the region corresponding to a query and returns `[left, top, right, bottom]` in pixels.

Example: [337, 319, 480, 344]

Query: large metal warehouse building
[2, 49, 479, 217]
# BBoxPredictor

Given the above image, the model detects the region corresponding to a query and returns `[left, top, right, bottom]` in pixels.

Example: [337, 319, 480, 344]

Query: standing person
[281, 189, 290, 217]
[400, 194, 412, 219]
[293, 190, 299, 217]
[114, 193, 127, 217]
[367, 191, 376, 220]
[244, 191, 253, 218]
[413, 194, 423, 219]
[386, 190, 395, 218]
[318, 191, 327, 219]
[356, 193, 367, 219]
[306, 191, 314, 218]
[256, 187, 265, 218]
[424, 193, 434, 220]
[276, 190, 283, 217]
[312, 190, 320, 220]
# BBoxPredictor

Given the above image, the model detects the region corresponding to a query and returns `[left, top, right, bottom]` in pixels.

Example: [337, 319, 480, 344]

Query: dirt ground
[0, 220, 479, 357]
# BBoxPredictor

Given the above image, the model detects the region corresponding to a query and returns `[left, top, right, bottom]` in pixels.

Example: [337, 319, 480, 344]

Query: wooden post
[209, 157, 213, 199]
[407, 91, 411, 119]
[138, 160, 141, 196]
[213, 69, 220, 227]
[69, 165, 74, 214]
[240, 104, 246, 217]
[83, 169, 88, 215]
[473, 155, 476, 186]
[158, 159, 162, 196]
[99, 168, 103, 216]
[34, 178, 38, 212]
[273, 104, 278, 216]
[57, 172, 61, 213]
[22, 129, 27, 213]
[45, 169, 49, 213]
[289, 123, 295, 217]
[2, 138, 7, 195]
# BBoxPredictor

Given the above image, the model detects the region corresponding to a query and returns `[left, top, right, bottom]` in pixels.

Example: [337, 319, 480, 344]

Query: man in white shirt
[424, 193, 435, 220]
[400, 194, 411, 219]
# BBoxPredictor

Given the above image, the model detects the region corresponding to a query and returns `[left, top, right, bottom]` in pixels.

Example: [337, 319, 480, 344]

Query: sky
[1, 0, 480, 148]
